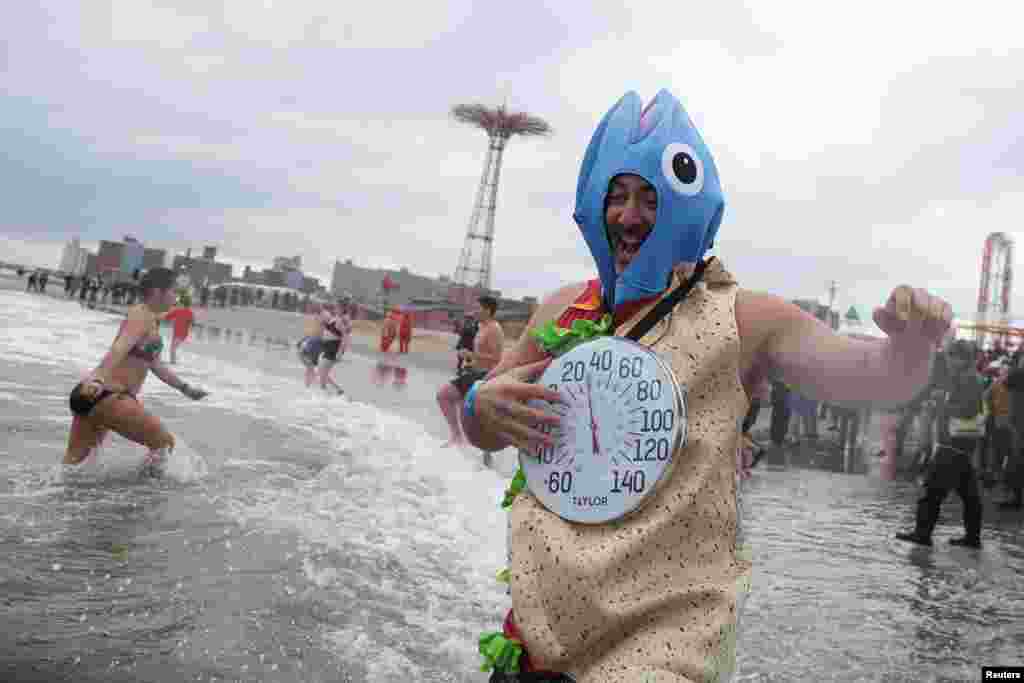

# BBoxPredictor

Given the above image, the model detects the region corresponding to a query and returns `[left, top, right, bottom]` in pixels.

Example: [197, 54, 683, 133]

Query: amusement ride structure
[962, 232, 1016, 347]
[449, 102, 551, 304]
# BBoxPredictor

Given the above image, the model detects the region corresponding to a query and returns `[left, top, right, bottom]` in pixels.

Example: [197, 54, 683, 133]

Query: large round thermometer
[521, 336, 687, 524]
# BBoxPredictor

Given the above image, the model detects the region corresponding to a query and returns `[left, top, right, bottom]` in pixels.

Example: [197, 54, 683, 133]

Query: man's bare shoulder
[537, 280, 591, 315]
[497, 280, 593, 370]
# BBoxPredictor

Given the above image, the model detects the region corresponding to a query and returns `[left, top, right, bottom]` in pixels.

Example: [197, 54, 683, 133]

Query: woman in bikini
[65, 267, 209, 474]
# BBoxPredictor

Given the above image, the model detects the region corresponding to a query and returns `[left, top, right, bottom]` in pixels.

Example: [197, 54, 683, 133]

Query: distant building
[59, 238, 89, 276]
[90, 236, 165, 282]
[331, 259, 454, 306]
[273, 255, 302, 271]
[331, 257, 535, 332]
[143, 247, 167, 270]
[262, 269, 285, 287]
[121, 236, 144, 277]
[284, 270, 304, 291]
[96, 241, 124, 279]
[172, 252, 233, 289]
[242, 265, 265, 285]
[301, 275, 320, 294]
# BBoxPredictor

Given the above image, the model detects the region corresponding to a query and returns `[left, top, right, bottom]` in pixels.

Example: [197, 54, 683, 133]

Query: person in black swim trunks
[297, 301, 324, 387]
[65, 267, 210, 472]
[317, 300, 349, 395]
[436, 295, 504, 448]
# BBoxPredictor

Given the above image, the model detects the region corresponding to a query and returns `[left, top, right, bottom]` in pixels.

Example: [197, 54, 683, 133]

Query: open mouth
[611, 227, 652, 269]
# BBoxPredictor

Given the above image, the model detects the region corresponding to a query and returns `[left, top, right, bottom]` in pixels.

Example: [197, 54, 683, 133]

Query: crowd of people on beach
[21, 268, 49, 293]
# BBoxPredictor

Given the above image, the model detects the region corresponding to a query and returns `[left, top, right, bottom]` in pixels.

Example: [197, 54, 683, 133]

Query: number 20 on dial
[520, 336, 687, 524]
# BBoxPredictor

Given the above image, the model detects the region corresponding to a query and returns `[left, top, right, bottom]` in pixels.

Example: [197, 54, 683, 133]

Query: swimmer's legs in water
[296, 341, 318, 387]
[140, 446, 172, 478]
[169, 336, 184, 364]
[318, 360, 345, 395]
[64, 416, 109, 465]
[64, 395, 175, 465]
[436, 382, 465, 447]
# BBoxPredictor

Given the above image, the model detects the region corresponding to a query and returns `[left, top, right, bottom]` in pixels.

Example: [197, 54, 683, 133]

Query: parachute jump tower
[977, 232, 1014, 348]
[450, 103, 551, 306]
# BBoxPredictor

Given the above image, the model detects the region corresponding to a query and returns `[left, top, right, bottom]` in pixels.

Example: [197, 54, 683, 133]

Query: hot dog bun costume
[481, 90, 752, 683]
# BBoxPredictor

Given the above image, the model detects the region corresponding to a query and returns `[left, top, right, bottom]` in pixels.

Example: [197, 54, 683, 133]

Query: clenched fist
[872, 285, 953, 348]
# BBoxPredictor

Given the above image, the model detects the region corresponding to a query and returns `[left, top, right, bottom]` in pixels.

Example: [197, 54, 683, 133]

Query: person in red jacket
[380, 310, 399, 352]
[164, 295, 196, 365]
[398, 311, 413, 353]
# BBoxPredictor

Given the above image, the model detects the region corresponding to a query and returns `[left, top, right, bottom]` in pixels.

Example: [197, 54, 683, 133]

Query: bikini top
[128, 336, 163, 362]
[116, 319, 163, 363]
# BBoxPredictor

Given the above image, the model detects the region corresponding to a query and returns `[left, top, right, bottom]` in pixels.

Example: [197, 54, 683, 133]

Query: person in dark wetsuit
[436, 295, 505, 449]
[1001, 352, 1024, 509]
[65, 267, 210, 475]
[455, 315, 479, 373]
[896, 339, 985, 548]
[297, 301, 324, 388]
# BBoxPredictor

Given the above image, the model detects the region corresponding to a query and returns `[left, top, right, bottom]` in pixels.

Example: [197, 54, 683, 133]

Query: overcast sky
[4, 1, 1022, 323]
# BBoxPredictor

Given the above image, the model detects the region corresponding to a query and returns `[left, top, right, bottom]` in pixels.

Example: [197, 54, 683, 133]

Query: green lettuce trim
[530, 314, 613, 357]
[501, 468, 527, 509]
[478, 632, 523, 673]
[476, 311, 618, 671]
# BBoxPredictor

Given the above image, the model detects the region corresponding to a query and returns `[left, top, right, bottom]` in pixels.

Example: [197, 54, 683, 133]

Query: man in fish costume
[462, 89, 952, 682]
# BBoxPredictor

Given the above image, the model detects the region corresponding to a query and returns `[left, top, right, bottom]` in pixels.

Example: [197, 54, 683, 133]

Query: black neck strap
[623, 257, 714, 342]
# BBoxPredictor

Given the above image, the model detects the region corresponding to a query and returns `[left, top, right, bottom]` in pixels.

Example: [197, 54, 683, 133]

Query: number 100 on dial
[521, 336, 687, 524]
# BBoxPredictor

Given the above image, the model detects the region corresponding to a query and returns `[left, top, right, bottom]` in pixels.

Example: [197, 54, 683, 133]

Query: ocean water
[1, 285, 1022, 682]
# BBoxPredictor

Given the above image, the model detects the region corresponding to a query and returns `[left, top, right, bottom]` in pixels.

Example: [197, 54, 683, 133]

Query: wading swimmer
[297, 301, 324, 387]
[164, 294, 196, 365]
[461, 90, 953, 681]
[436, 295, 504, 449]
[318, 300, 349, 396]
[335, 296, 354, 359]
[65, 267, 209, 477]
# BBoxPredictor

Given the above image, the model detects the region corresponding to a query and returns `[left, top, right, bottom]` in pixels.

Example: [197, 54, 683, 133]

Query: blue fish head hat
[573, 89, 725, 308]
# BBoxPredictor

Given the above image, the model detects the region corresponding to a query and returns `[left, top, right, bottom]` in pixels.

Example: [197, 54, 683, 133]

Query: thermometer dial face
[520, 336, 686, 524]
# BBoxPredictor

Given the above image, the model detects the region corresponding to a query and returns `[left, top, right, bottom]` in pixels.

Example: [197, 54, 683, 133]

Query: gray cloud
[3, 0, 1023, 320]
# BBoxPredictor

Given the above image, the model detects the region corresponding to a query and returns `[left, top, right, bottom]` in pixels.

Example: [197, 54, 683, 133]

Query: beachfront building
[121, 237, 144, 278]
[331, 259, 453, 306]
[96, 240, 123, 281]
[87, 236, 167, 283]
[143, 247, 167, 270]
[331, 258, 538, 332]
[241, 262, 322, 296]
[59, 238, 90, 276]
[172, 247, 233, 290]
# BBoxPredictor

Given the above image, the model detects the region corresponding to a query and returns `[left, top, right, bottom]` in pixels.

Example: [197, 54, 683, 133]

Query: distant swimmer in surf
[64, 267, 210, 476]
[164, 294, 196, 365]
[297, 301, 324, 388]
[317, 299, 350, 396]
